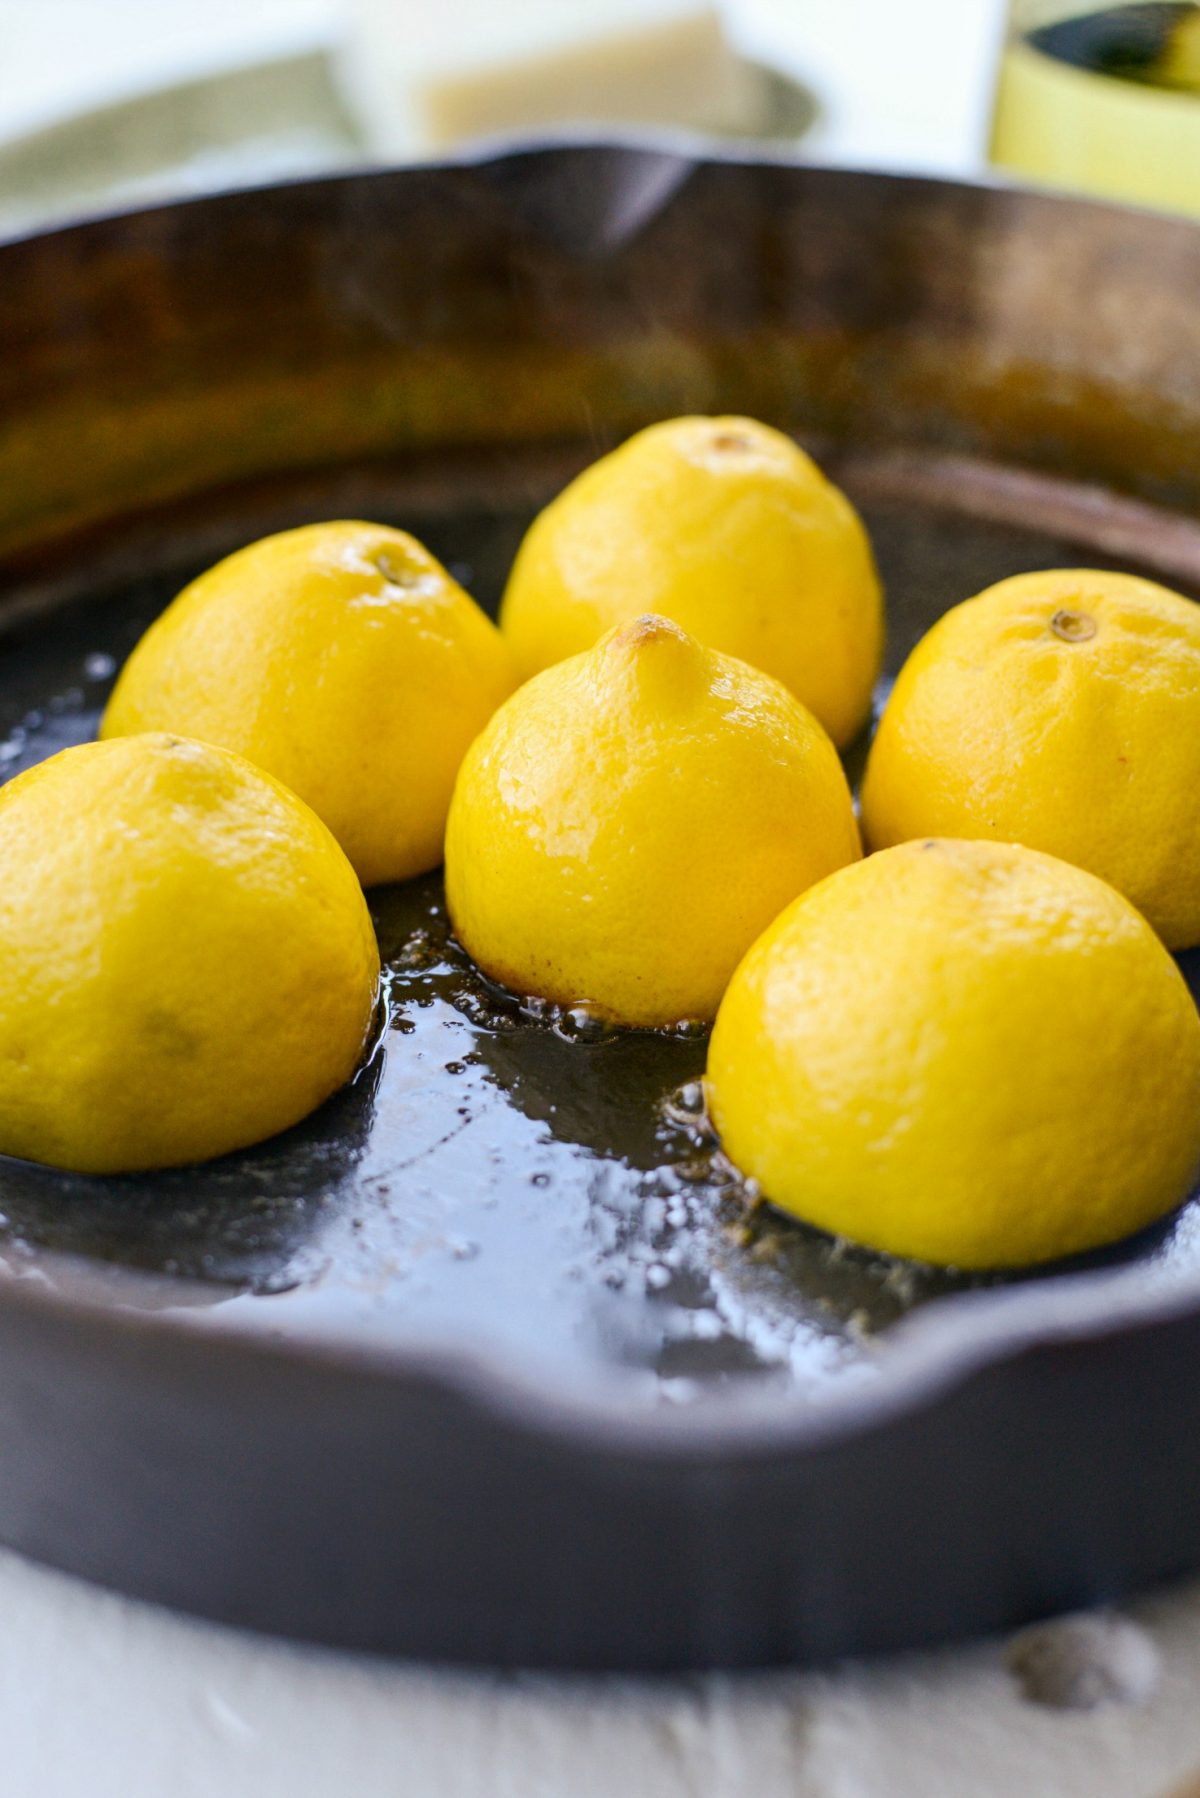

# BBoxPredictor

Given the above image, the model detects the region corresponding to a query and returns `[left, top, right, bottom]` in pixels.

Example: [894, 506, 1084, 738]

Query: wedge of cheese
[338, 0, 767, 159]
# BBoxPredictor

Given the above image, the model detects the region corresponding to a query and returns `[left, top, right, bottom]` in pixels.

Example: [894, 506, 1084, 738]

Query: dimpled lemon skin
[708, 840, 1200, 1270]
[445, 615, 861, 1028]
[499, 416, 883, 749]
[102, 521, 517, 887]
[0, 735, 380, 1175]
[861, 568, 1200, 948]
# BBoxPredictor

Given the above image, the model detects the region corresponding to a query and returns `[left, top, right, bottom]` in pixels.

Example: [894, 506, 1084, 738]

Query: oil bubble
[551, 1006, 618, 1045]
[396, 928, 441, 971]
[661, 1081, 717, 1144]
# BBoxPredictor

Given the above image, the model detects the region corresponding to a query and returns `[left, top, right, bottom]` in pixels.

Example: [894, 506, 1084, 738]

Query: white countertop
[4, 1543, 1200, 1798]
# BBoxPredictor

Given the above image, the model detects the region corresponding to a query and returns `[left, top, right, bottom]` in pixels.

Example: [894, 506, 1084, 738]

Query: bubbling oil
[0, 498, 1195, 1402]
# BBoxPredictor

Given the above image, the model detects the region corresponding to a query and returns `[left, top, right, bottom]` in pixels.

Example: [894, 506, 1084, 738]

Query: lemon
[861, 568, 1200, 948]
[708, 839, 1200, 1270]
[0, 734, 379, 1174]
[499, 416, 883, 749]
[102, 521, 517, 887]
[445, 614, 861, 1028]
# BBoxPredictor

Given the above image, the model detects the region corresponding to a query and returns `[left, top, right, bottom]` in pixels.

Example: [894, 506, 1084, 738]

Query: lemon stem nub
[1051, 608, 1098, 642]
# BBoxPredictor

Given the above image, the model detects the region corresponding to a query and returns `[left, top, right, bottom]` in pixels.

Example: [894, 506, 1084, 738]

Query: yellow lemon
[708, 839, 1200, 1270]
[445, 615, 861, 1028]
[499, 416, 883, 748]
[861, 568, 1200, 948]
[0, 734, 379, 1174]
[102, 521, 517, 887]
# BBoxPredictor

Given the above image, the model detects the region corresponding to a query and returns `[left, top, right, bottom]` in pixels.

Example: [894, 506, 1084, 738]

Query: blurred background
[0, 0, 1196, 236]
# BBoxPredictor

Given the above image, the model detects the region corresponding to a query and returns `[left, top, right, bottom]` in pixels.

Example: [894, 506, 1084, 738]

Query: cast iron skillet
[1, 144, 1200, 1670]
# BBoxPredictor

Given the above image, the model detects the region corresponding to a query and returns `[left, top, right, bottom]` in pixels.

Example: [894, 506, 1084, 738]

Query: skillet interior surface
[0, 472, 1198, 1407]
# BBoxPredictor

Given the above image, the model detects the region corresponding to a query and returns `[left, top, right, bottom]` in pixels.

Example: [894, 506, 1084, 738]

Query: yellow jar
[991, 2, 1200, 219]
